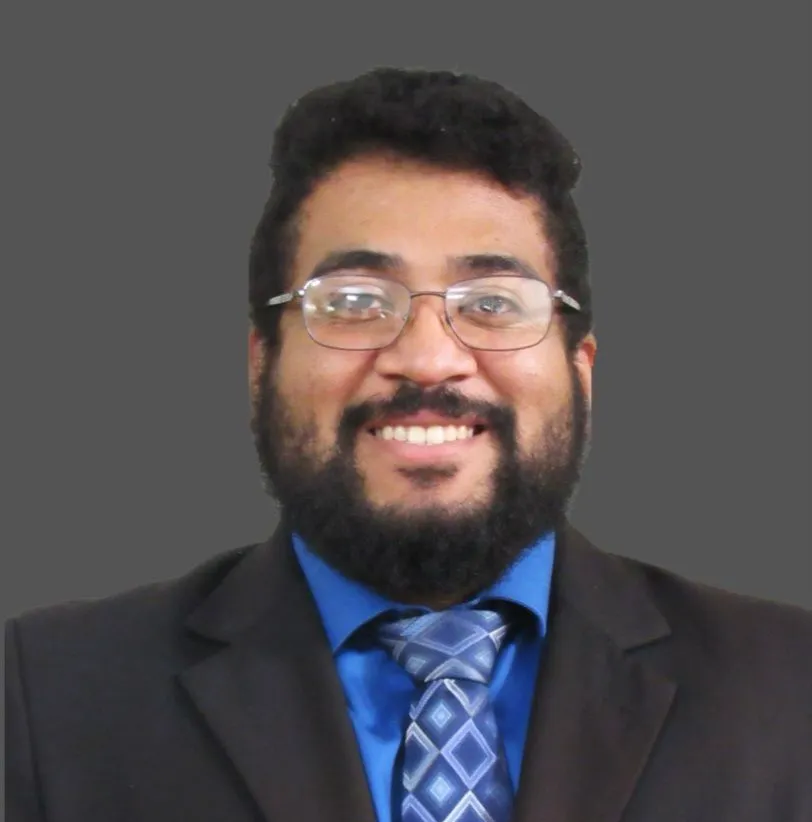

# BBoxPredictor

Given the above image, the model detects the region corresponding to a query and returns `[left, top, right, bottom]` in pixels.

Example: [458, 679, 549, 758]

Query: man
[5, 67, 811, 822]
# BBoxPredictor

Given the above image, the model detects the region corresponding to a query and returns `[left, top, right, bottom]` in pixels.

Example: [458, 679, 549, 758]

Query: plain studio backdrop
[1, 2, 809, 630]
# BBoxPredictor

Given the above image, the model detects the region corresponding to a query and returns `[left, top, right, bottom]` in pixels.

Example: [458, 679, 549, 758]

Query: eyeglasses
[264, 273, 582, 352]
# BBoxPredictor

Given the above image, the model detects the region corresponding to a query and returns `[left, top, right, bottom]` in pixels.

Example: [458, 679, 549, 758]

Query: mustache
[339, 382, 515, 441]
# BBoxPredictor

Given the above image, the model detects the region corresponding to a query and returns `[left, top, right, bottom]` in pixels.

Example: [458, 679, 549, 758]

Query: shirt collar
[292, 531, 556, 652]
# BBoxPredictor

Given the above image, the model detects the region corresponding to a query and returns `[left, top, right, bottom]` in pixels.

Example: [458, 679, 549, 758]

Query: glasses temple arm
[553, 290, 581, 312]
[265, 288, 306, 308]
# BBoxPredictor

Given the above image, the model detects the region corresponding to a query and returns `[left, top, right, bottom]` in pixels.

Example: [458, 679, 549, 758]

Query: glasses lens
[302, 275, 409, 350]
[446, 277, 553, 350]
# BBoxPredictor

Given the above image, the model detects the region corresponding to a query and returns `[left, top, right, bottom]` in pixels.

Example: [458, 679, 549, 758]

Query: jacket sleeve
[5, 618, 46, 822]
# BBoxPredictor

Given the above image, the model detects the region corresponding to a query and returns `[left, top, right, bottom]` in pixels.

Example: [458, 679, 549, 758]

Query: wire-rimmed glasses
[264, 273, 581, 352]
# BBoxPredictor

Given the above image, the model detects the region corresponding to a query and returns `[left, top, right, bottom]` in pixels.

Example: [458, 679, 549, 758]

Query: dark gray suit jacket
[6, 525, 812, 821]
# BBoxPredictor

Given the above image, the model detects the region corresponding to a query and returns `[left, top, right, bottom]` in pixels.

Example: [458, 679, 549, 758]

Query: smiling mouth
[369, 423, 487, 446]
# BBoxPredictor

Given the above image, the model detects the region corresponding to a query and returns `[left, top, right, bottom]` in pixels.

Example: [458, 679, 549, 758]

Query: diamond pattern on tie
[379, 609, 514, 822]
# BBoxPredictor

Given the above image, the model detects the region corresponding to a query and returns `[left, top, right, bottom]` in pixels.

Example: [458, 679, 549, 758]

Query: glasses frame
[264, 273, 582, 352]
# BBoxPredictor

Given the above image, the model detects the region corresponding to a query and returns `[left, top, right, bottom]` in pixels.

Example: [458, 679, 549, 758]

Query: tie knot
[377, 608, 510, 685]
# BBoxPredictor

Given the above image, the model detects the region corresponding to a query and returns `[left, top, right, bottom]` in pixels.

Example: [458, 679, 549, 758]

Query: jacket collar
[180, 523, 676, 822]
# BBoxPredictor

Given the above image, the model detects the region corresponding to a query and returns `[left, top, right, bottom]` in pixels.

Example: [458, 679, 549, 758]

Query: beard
[251, 356, 590, 606]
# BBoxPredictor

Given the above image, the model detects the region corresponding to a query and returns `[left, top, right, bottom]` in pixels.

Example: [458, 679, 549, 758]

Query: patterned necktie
[378, 608, 515, 822]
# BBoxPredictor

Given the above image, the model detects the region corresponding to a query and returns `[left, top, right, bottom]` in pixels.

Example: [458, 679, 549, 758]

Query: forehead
[291, 155, 556, 287]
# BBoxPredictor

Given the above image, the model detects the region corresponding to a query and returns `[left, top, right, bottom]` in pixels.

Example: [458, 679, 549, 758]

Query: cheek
[482, 349, 572, 446]
[275, 333, 374, 437]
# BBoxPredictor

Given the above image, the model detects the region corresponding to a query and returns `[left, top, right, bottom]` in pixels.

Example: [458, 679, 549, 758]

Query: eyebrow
[453, 254, 541, 281]
[308, 249, 541, 281]
[310, 249, 404, 279]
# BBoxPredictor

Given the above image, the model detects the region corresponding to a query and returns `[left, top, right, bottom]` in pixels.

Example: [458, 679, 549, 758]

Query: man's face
[250, 154, 596, 604]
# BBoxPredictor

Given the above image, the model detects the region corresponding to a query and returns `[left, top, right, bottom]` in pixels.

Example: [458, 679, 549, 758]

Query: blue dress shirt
[292, 532, 556, 822]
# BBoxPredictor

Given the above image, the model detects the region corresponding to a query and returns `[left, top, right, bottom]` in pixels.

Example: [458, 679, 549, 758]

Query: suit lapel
[178, 529, 377, 822]
[514, 526, 677, 822]
[175, 523, 676, 822]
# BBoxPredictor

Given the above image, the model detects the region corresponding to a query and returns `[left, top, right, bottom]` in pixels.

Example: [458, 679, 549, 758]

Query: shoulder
[620, 550, 812, 646]
[5, 544, 256, 664]
[562, 525, 812, 652]
[561, 525, 812, 691]
[609, 548, 812, 694]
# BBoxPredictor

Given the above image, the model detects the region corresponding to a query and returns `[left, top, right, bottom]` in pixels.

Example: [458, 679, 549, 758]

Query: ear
[247, 326, 267, 402]
[572, 332, 597, 404]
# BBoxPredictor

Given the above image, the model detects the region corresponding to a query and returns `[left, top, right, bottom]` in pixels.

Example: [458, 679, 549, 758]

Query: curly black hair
[248, 67, 592, 351]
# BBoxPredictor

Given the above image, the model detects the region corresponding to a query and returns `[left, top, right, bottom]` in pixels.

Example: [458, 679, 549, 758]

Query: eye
[467, 295, 519, 314]
[457, 291, 526, 325]
[321, 288, 396, 321]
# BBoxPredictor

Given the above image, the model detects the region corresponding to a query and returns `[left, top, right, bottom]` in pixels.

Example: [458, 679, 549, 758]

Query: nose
[373, 295, 478, 386]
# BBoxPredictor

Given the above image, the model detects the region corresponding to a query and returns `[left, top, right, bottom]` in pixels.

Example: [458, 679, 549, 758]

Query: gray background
[1, 1, 810, 623]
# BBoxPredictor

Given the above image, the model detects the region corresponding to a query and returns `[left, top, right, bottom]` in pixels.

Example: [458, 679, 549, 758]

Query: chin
[366, 469, 492, 510]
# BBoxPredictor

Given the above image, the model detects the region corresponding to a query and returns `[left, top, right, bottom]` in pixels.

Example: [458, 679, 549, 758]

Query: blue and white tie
[379, 609, 514, 822]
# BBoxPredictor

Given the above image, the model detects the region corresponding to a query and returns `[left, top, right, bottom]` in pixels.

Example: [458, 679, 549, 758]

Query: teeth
[407, 427, 426, 444]
[426, 426, 444, 445]
[376, 425, 476, 445]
